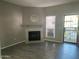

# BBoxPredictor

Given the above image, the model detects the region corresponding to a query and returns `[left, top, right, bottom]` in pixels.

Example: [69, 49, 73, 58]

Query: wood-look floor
[1, 42, 79, 59]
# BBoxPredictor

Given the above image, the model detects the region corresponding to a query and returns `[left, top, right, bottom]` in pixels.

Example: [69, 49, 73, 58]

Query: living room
[0, 0, 79, 59]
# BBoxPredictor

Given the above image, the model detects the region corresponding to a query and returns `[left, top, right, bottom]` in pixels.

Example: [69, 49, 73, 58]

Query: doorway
[64, 15, 78, 43]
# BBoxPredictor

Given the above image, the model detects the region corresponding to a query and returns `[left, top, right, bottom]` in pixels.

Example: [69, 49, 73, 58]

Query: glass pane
[64, 15, 78, 27]
[64, 31, 77, 43]
[65, 27, 78, 31]
[46, 29, 55, 38]
[46, 16, 55, 29]
[46, 16, 56, 38]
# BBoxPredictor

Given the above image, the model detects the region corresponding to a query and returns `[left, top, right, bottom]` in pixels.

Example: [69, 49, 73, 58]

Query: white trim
[1, 41, 25, 50]
[25, 27, 44, 43]
[44, 39, 62, 43]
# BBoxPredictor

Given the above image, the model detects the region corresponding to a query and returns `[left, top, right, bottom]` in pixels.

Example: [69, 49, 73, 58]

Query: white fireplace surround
[25, 25, 44, 43]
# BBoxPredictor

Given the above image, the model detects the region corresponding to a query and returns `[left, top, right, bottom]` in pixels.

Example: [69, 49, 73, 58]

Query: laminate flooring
[1, 42, 79, 59]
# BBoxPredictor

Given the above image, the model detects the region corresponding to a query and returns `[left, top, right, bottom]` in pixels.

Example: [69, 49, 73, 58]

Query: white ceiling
[3, 0, 79, 7]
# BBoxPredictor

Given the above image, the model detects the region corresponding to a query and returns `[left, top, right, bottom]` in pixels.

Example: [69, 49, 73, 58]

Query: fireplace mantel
[21, 24, 42, 28]
[25, 25, 44, 43]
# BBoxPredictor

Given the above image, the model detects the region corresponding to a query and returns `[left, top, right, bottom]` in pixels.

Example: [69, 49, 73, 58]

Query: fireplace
[28, 31, 40, 41]
[25, 26, 44, 43]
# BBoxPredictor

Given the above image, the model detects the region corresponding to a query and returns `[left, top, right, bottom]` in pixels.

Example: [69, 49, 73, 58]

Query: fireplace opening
[28, 31, 40, 41]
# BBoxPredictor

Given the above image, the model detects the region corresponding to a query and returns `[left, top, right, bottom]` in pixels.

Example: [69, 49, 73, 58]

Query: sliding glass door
[64, 15, 78, 43]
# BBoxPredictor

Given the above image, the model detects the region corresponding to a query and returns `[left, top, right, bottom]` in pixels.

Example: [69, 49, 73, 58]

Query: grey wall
[0, 1, 26, 48]
[43, 2, 79, 42]
[22, 7, 44, 25]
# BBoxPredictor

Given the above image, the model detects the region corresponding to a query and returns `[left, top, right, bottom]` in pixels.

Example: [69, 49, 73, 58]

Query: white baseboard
[44, 39, 62, 43]
[1, 41, 25, 50]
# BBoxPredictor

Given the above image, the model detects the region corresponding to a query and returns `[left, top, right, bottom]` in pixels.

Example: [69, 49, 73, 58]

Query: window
[46, 16, 56, 38]
[64, 15, 78, 28]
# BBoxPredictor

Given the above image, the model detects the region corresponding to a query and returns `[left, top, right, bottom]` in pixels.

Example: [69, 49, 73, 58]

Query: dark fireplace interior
[29, 31, 40, 41]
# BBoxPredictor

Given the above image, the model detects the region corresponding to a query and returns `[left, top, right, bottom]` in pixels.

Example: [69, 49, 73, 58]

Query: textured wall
[0, 1, 26, 48]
